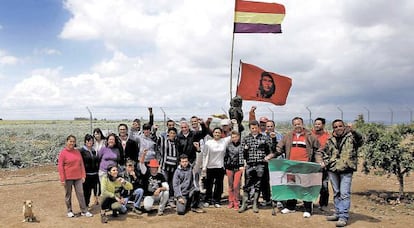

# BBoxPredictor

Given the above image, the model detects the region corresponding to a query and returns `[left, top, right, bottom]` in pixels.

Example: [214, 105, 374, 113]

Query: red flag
[236, 62, 292, 105]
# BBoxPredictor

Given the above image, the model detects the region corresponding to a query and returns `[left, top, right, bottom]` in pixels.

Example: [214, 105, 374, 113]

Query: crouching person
[139, 150, 169, 216]
[173, 154, 206, 215]
[121, 159, 144, 214]
[100, 165, 133, 223]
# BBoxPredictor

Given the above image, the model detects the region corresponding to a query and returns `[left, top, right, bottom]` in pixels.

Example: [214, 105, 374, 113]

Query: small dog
[23, 200, 36, 222]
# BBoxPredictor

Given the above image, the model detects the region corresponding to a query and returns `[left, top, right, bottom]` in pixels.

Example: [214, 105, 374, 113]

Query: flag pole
[230, 32, 235, 100]
[229, 0, 238, 100]
[236, 59, 242, 94]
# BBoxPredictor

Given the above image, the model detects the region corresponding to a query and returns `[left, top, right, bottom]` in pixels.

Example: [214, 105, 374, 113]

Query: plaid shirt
[242, 133, 273, 165]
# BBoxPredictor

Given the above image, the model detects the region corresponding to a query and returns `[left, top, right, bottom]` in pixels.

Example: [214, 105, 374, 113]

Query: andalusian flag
[268, 159, 322, 202]
[234, 0, 286, 33]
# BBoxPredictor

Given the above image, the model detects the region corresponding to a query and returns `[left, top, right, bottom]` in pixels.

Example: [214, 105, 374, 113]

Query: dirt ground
[0, 165, 413, 228]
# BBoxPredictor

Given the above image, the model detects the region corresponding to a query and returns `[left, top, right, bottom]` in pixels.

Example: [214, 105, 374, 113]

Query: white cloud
[34, 48, 62, 56]
[1, 0, 414, 121]
[0, 50, 19, 65]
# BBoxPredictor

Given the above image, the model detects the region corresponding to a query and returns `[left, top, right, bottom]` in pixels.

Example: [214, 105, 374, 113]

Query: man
[118, 123, 139, 167]
[239, 120, 273, 213]
[121, 160, 144, 214]
[177, 119, 209, 165]
[323, 119, 363, 227]
[129, 107, 154, 142]
[257, 71, 276, 99]
[311, 117, 331, 211]
[139, 153, 169, 216]
[248, 106, 277, 207]
[137, 123, 159, 164]
[173, 154, 205, 215]
[160, 119, 176, 139]
[266, 117, 322, 218]
[220, 119, 232, 137]
[159, 127, 180, 207]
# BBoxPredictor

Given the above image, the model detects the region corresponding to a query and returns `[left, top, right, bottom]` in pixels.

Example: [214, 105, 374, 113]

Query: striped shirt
[159, 137, 179, 172]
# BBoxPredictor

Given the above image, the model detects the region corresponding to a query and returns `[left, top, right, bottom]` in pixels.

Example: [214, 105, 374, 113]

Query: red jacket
[58, 147, 86, 182]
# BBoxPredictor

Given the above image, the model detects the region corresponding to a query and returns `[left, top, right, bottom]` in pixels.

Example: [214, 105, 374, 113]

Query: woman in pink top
[58, 135, 92, 218]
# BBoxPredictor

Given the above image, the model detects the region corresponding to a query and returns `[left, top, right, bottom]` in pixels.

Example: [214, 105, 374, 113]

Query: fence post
[86, 106, 93, 134]
[306, 106, 312, 129]
[363, 107, 370, 123]
[160, 107, 166, 131]
[337, 106, 343, 120]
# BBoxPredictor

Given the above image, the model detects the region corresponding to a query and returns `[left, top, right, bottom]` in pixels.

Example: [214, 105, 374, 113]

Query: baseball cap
[148, 159, 160, 168]
[220, 119, 231, 126]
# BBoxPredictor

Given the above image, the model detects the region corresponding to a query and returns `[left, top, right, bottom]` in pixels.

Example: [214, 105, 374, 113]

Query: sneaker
[303, 212, 311, 218]
[67, 211, 75, 218]
[227, 202, 234, 209]
[276, 201, 283, 208]
[191, 208, 206, 213]
[214, 203, 221, 208]
[132, 207, 142, 215]
[157, 211, 164, 216]
[100, 214, 108, 223]
[260, 201, 272, 207]
[319, 205, 328, 211]
[81, 211, 93, 217]
[203, 202, 210, 208]
[326, 215, 339, 221]
[281, 208, 296, 214]
[336, 219, 347, 227]
[233, 204, 239, 210]
[111, 210, 119, 217]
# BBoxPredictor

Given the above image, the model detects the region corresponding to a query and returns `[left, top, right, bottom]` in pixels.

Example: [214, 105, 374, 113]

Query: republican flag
[236, 62, 292, 105]
[234, 0, 286, 33]
[268, 159, 322, 202]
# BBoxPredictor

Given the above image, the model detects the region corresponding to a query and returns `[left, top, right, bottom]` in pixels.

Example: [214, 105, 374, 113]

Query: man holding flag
[266, 117, 323, 218]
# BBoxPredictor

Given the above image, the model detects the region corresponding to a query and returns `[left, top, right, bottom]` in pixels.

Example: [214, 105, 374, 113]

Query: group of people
[57, 106, 363, 227]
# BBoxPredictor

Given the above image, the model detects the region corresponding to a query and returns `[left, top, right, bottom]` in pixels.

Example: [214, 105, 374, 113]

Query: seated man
[139, 150, 169, 216]
[173, 154, 205, 215]
[121, 159, 144, 214]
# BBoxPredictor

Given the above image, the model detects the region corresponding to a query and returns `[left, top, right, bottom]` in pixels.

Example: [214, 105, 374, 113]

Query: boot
[238, 192, 249, 213]
[253, 192, 259, 213]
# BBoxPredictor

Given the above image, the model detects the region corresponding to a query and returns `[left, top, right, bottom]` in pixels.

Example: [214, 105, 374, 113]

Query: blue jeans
[124, 188, 144, 209]
[328, 171, 353, 221]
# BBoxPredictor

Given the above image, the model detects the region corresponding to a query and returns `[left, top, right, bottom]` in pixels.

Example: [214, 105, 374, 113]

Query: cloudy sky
[0, 0, 413, 123]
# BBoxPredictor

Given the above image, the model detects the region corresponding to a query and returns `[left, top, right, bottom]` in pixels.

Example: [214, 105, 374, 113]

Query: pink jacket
[58, 147, 86, 182]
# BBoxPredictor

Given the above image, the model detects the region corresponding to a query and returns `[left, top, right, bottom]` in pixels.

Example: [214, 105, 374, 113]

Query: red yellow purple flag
[236, 62, 292, 105]
[234, 0, 286, 33]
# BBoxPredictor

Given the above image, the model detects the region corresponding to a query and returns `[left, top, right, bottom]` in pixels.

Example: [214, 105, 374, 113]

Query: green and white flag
[268, 159, 322, 202]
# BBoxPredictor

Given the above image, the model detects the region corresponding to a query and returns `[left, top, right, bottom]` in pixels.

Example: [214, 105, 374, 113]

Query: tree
[360, 123, 414, 198]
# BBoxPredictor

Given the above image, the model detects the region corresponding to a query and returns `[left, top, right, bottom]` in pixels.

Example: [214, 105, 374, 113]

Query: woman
[202, 127, 231, 208]
[224, 131, 244, 210]
[79, 134, 100, 208]
[100, 165, 133, 223]
[98, 133, 124, 181]
[93, 128, 106, 153]
[58, 135, 93, 218]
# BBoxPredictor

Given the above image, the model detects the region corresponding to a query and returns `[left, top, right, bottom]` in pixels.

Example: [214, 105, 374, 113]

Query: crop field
[0, 120, 132, 168]
[0, 119, 296, 168]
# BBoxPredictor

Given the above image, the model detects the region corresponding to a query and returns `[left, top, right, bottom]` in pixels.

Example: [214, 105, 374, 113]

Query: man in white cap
[220, 119, 232, 137]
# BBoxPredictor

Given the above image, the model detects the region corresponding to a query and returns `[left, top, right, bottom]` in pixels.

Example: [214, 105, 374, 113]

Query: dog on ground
[23, 200, 36, 222]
